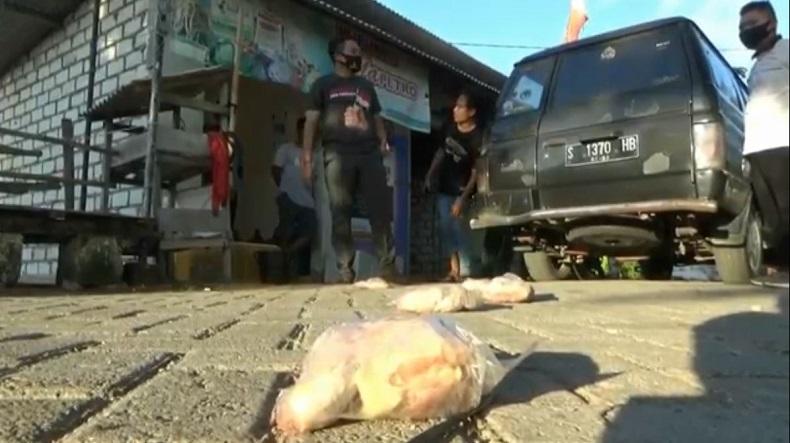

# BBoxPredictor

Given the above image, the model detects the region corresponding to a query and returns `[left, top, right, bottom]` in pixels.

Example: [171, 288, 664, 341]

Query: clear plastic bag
[459, 278, 491, 293]
[353, 277, 393, 290]
[462, 273, 535, 304]
[272, 316, 506, 435]
[394, 284, 482, 313]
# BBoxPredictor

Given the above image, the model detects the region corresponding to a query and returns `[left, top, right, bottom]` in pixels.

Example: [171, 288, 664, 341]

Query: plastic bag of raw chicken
[272, 316, 507, 435]
[394, 284, 482, 314]
[353, 277, 393, 290]
[462, 273, 536, 304]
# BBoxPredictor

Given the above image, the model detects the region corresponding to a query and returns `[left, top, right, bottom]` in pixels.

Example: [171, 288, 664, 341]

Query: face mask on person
[740, 22, 772, 49]
[339, 53, 363, 73]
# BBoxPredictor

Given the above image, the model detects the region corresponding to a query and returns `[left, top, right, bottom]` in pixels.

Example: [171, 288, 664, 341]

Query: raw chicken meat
[272, 324, 369, 435]
[353, 277, 393, 290]
[499, 272, 525, 281]
[462, 273, 535, 304]
[460, 278, 490, 293]
[272, 317, 506, 435]
[482, 275, 535, 304]
[394, 284, 481, 313]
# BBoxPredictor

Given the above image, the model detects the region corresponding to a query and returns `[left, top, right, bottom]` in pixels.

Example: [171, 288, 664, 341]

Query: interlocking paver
[0, 399, 83, 442]
[64, 369, 279, 442]
[0, 350, 161, 400]
[0, 281, 786, 442]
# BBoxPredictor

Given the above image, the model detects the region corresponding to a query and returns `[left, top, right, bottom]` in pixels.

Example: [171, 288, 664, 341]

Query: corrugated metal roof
[85, 66, 232, 120]
[298, 0, 506, 92]
[0, 0, 84, 76]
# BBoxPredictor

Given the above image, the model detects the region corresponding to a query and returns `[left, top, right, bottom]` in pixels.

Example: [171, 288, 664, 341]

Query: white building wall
[0, 0, 151, 281]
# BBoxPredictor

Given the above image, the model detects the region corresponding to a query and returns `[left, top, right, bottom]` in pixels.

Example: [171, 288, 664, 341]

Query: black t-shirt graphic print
[437, 125, 482, 196]
[309, 74, 382, 154]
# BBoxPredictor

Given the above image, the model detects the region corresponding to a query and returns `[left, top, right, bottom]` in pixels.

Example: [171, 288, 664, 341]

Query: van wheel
[713, 211, 764, 284]
[523, 251, 573, 281]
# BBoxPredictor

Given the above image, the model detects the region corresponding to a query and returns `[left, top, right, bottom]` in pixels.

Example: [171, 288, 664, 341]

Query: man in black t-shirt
[301, 37, 396, 283]
[436, 126, 482, 198]
[424, 92, 482, 281]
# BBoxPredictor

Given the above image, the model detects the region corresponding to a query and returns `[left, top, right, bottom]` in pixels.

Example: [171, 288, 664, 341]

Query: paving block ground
[1, 281, 787, 442]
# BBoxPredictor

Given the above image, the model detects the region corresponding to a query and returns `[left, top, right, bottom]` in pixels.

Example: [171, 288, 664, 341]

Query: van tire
[523, 251, 572, 281]
[713, 210, 764, 284]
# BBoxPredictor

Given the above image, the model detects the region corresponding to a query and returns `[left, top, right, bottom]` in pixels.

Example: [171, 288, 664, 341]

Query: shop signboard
[170, 0, 430, 133]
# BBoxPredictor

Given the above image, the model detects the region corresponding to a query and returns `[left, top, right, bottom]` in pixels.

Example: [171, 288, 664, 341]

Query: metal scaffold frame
[141, 0, 166, 220]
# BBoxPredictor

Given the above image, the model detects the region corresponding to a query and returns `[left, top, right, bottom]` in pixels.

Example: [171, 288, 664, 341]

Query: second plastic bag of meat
[394, 284, 481, 313]
[272, 316, 506, 435]
[462, 273, 535, 304]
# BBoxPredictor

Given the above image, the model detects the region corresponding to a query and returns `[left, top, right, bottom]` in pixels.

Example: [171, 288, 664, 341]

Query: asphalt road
[0, 281, 787, 442]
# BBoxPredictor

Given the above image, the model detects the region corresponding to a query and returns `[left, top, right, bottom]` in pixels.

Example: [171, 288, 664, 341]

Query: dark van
[471, 18, 764, 284]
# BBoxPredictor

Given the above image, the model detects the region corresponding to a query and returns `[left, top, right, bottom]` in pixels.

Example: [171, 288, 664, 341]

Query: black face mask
[740, 22, 772, 49]
[340, 54, 363, 73]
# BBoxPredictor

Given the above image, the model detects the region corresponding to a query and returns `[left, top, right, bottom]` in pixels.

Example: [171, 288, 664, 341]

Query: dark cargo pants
[748, 147, 789, 263]
[323, 149, 396, 280]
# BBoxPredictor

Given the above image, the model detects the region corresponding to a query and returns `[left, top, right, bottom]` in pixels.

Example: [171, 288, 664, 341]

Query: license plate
[565, 135, 639, 167]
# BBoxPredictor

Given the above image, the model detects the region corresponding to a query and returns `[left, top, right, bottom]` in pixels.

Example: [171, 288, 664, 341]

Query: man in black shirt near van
[301, 37, 396, 284]
[425, 92, 483, 281]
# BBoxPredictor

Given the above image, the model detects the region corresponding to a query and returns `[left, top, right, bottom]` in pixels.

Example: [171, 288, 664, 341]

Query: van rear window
[498, 57, 555, 117]
[550, 29, 689, 108]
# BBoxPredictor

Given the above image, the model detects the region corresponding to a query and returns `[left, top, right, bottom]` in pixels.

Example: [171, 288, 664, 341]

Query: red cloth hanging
[207, 131, 230, 215]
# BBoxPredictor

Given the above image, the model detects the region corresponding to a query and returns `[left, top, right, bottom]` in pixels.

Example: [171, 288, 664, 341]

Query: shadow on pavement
[473, 304, 515, 312]
[496, 351, 620, 408]
[529, 293, 559, 304]
[584, 286, 775, 305]
[406, 350, 617, 443]
[248, 372, 294, 441]
[600, 289, 789, 443]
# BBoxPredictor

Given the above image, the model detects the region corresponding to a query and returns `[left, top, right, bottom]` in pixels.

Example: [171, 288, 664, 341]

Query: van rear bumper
[470, 199, 718, 229]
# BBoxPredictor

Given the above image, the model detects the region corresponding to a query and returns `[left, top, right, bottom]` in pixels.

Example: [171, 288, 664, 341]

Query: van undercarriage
[472, 197, 764, 283]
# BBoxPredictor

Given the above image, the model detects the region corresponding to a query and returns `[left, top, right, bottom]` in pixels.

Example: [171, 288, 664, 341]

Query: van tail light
[693, 122, 725, 169]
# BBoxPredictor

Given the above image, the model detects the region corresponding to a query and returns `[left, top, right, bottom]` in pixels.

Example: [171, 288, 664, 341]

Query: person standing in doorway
[739, 1, 789, 275]
[301, 37, 396, 284]
[271, 118, 316, 279]
[424, 92, 483, 282]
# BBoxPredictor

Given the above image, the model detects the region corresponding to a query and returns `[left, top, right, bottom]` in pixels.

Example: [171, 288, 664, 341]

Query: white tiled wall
[0, 0, 151, 279]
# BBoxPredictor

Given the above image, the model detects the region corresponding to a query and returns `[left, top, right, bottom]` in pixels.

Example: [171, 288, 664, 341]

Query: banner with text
[169, 0, 430, 133]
